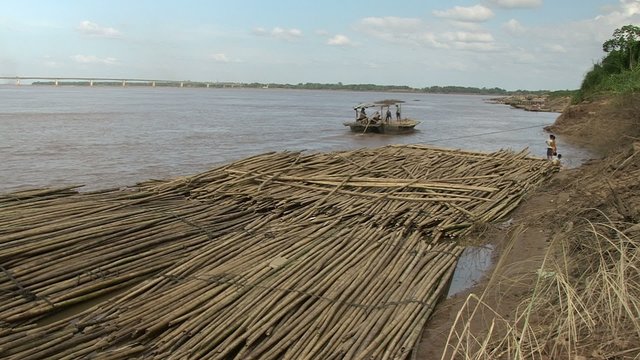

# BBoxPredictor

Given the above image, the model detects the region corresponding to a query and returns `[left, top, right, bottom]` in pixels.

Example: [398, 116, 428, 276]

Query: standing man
[395, 105, 401, 120]
[546, 134, 557, 160]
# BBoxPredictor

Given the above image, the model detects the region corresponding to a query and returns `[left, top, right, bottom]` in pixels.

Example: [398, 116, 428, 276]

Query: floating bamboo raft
[0, 145, 556, 359]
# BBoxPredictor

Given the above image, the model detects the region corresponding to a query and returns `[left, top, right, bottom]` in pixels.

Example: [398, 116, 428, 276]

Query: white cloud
[71, 55, 118, 65]
[210, 53, 230, 63]
[442, 31, 495, 43]
[449, 21, 485, 31]
[433, 5, 494, 22]
[545, 44, 567, 53]
[364, 62, 380, 69]
[252, 27, 302, 41]
[327, 34, 352, 46]
[596, 0, 640, 24]
[508, 48, 538, 64]
[356, 17, 424, 44]
[416, 32, 447, 48]
[76, 20, 121, 38]
[620, 0, 640, 17]
[449, 29, 499, 51]
[42, 55, 62, 68]
[451, 42, 499, 51]
[487, 0, 543, 9]
[434, 60, 470, 71]
[503, 19, 525, 34]
[252, 27, 267, 35]
[355, 16, 497, 51]
[483, 0, 640, 88]
[359, 16, 423, 30]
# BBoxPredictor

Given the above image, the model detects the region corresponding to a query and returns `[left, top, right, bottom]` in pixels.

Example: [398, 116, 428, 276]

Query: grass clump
[442, 215, 640, 359]
[577, 64, 640, 102]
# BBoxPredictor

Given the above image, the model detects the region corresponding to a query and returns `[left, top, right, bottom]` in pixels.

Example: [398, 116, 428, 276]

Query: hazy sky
[1, 0, 639, 90]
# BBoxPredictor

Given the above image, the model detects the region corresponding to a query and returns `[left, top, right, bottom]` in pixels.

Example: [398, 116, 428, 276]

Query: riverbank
[418, 93, 640, 359]
[488, 93, 572, 113]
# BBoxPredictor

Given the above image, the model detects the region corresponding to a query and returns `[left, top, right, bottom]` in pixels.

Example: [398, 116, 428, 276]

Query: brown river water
[1, 86, 592, 193]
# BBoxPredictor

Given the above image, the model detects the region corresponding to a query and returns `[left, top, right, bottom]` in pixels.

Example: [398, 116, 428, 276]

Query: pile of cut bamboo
[0, 145, 556, 359]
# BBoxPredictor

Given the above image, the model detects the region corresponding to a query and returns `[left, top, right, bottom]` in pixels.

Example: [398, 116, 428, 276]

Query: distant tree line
[29, 80, 572, 96]
[420, 85, 508, 94]
[230, 82, 515, 94]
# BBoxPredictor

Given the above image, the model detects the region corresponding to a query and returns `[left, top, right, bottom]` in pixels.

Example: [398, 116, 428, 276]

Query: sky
[1, 0, 639, 90]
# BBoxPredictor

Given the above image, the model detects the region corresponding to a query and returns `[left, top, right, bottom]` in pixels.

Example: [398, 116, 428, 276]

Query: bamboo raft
[0, 145, 556, 359]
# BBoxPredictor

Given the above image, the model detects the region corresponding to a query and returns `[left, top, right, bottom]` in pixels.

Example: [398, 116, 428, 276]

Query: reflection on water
[0, 87, 595, 192]
[447, 245, 494, 297]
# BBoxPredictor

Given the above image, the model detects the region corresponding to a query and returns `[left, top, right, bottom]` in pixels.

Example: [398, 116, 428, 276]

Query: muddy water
[1, 86, 593, 193]
[447, 245, 494, 297]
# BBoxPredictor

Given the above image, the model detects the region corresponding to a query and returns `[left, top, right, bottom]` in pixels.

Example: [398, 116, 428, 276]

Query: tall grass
[442, 215, 640, 359]
[576, 59, 640, 102]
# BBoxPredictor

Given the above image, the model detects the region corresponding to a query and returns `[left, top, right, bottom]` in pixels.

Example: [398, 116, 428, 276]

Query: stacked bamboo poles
[0, 191, 264, 324]
[0, 145, 556, 359]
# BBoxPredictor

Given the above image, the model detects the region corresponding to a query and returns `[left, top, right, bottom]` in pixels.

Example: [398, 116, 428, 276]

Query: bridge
[0, 76, 239, 88]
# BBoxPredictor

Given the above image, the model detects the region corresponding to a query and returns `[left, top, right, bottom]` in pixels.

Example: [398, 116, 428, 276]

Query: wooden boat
[344, 100, 420, 134]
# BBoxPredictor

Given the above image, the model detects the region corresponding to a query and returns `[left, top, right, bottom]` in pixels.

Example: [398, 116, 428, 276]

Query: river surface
[1, 86, 592, 192]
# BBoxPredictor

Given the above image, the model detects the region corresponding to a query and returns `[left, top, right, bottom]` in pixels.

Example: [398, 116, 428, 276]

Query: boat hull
[343, 119, 420, 134]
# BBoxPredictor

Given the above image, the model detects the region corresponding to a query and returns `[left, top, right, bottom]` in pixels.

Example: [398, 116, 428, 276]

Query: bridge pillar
[152, 81, 156, 87]
[122, 80, 126, 87]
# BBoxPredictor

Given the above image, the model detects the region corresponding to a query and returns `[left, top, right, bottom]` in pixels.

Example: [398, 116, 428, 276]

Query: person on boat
[358, 107, 367, 121]
[385, 108, 392, 121]
[395, 105, 401, 120]
[372, 111, 382, 122]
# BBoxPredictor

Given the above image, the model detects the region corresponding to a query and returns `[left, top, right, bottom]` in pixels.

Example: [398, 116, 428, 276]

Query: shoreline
[488, 93, 571, 113]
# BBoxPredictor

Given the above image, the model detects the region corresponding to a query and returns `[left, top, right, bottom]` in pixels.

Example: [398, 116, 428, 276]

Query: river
[0, 86, 592, 192]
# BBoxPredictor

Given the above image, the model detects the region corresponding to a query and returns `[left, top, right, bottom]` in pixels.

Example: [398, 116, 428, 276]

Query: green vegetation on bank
[274, 83, 513, 94]
[577, 24, 640, 101]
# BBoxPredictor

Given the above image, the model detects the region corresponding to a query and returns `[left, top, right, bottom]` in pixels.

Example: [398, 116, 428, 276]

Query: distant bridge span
[0, 76, 237, 88]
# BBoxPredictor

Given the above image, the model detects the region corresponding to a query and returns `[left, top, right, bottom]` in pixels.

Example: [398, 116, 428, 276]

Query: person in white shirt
[546, 134, 557, 160]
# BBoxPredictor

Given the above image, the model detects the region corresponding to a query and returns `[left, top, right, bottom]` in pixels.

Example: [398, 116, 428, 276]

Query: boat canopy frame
[353, 99, 405, 111]
[353, 99, 406, 122]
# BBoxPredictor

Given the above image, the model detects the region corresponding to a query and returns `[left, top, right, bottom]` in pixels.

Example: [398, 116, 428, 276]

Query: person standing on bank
[395, 105, 401, 120]
[546, 134, 557, 160]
